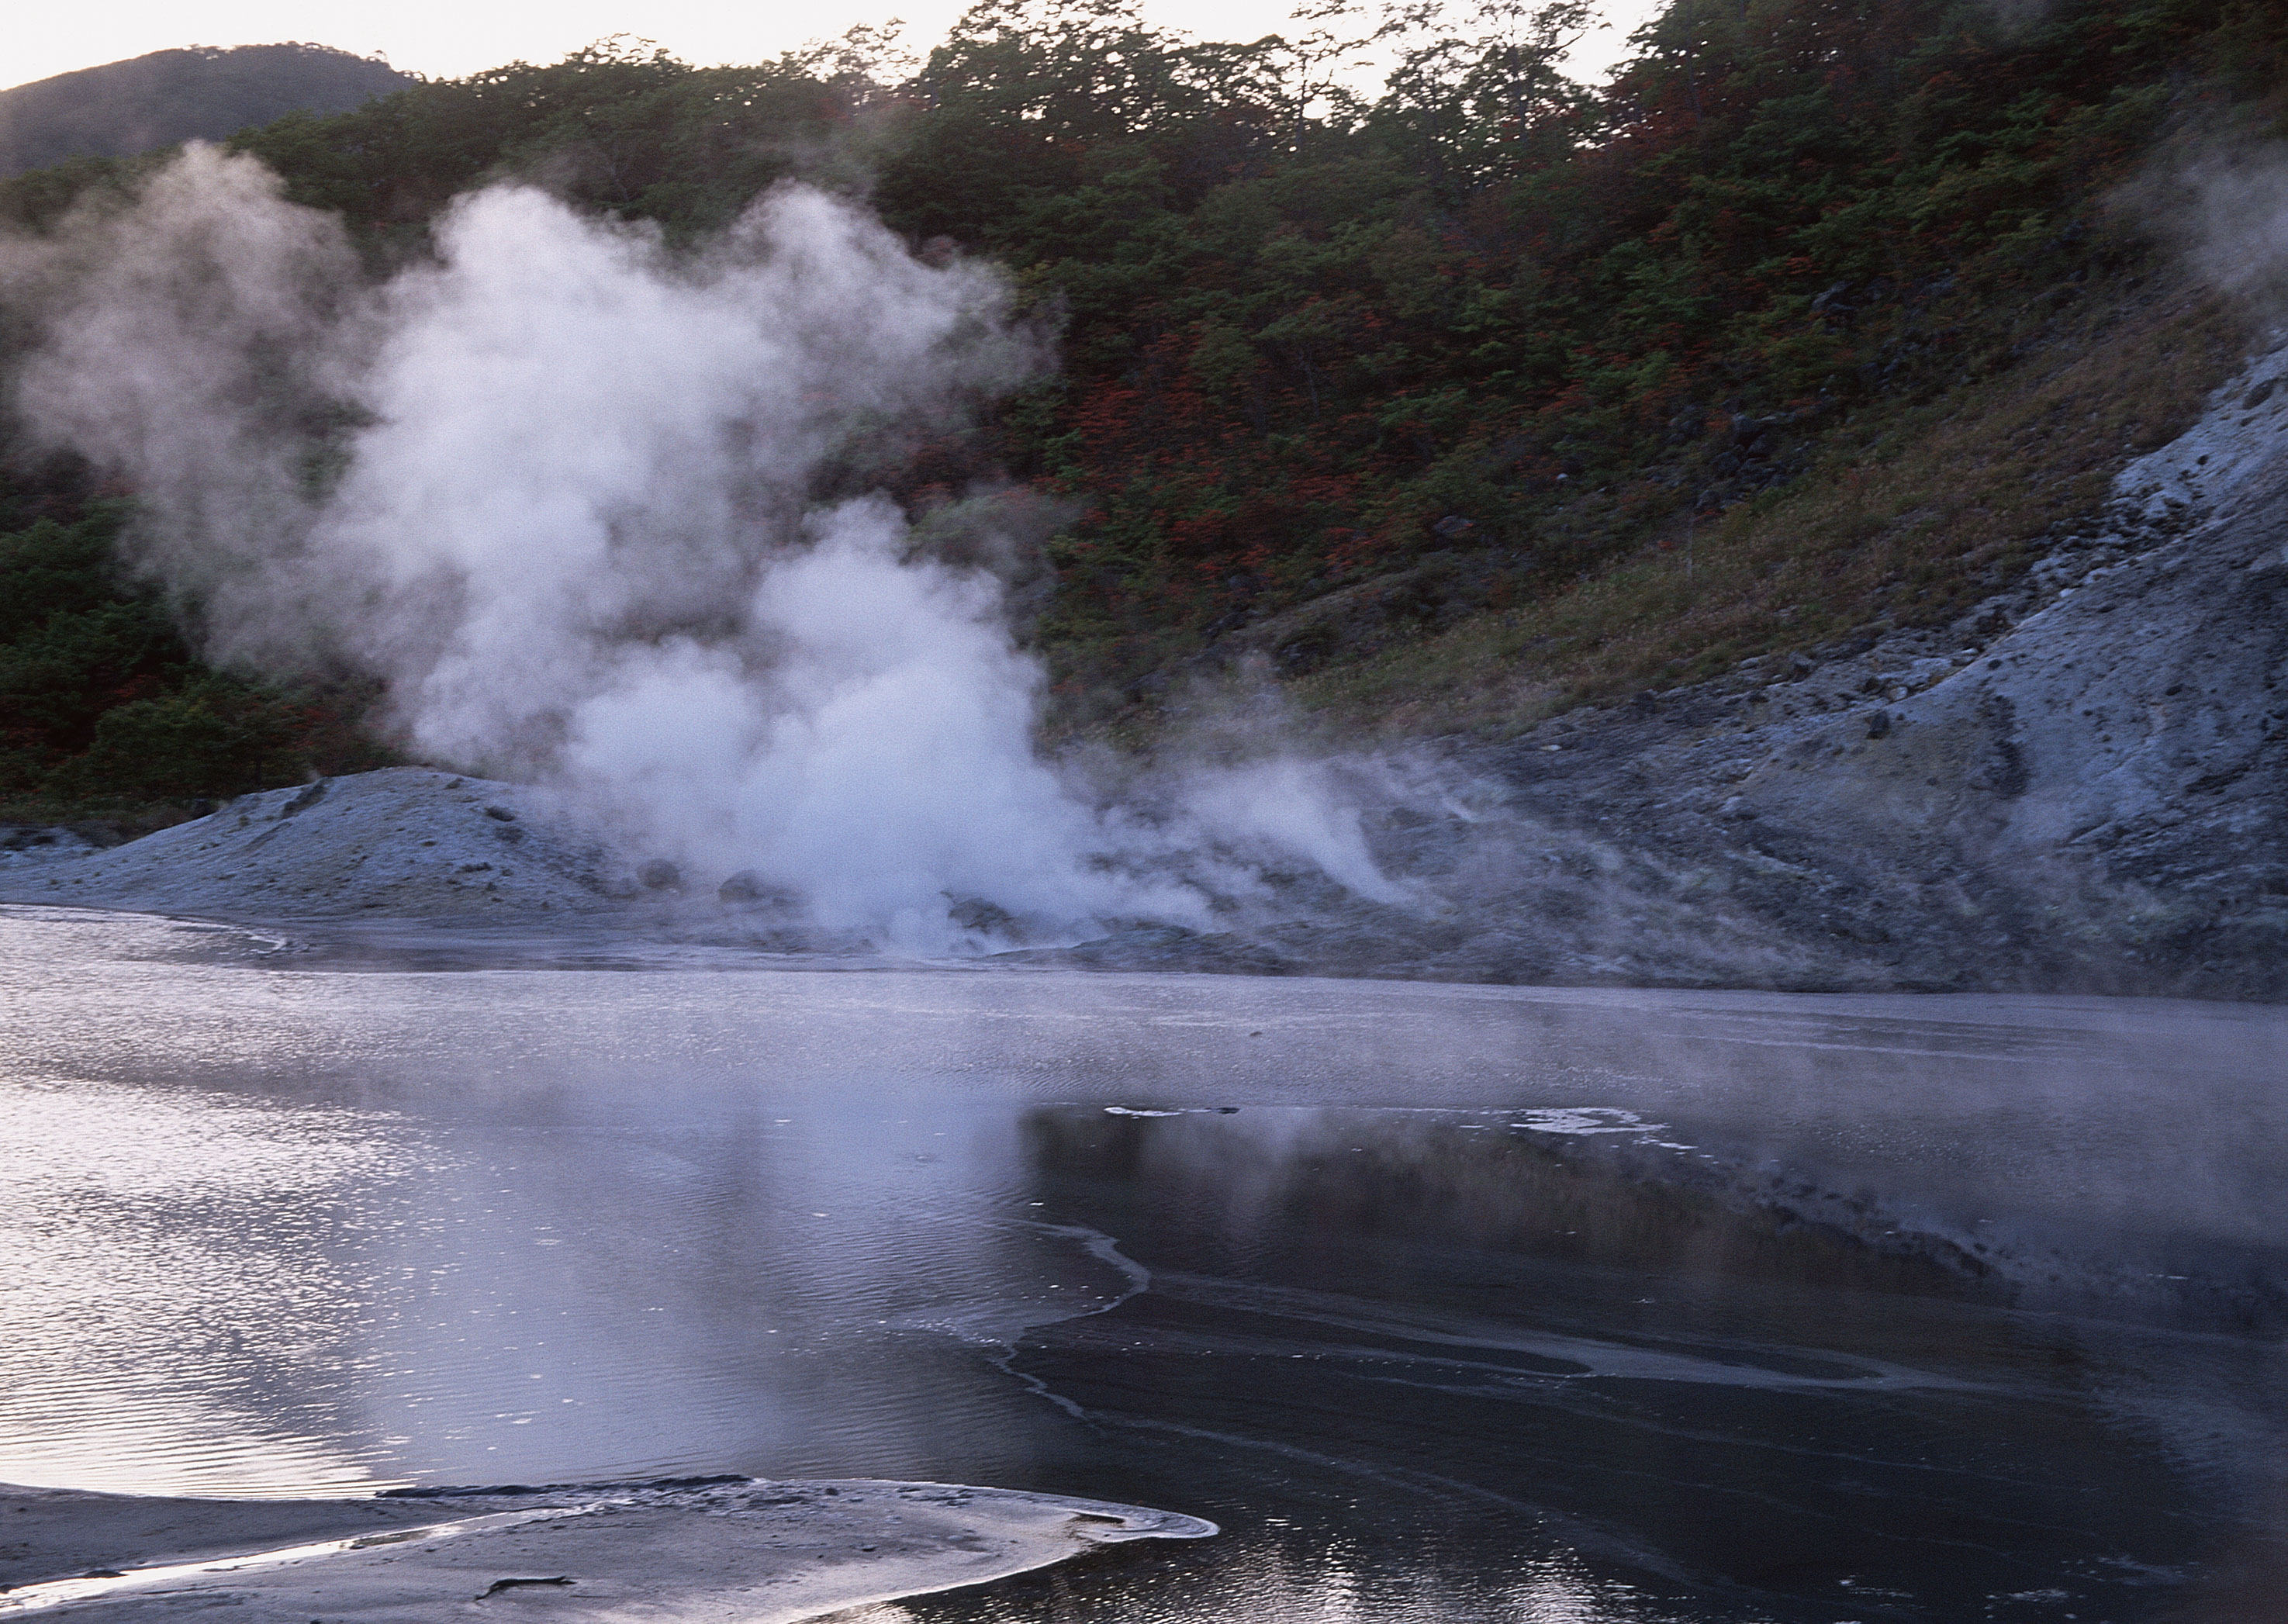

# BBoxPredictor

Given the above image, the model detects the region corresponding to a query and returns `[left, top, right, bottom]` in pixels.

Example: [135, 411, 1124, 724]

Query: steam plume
[3, 146, 1398, 946]
[2155, 140, 2288, 314]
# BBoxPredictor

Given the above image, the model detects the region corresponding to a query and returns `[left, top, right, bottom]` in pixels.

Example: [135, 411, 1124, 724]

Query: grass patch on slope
[1289, 271, 2255, 741]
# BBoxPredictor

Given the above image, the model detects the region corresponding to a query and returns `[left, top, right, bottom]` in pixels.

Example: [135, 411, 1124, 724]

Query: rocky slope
[1276, 329, 2288, 996]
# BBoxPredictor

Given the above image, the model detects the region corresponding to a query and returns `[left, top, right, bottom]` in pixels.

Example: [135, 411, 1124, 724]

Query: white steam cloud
[2181, 143, 2288, 309]
[3, 145, 1405, 947]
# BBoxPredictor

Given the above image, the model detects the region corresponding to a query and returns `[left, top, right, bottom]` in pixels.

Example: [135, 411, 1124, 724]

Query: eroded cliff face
[1321, 334, 2288, 996]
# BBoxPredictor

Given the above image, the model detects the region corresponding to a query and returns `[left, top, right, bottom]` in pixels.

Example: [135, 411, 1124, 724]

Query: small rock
[637, 859, 683, 891]
[1, 826, 93, 853]
[718, 872, 806, 911]
[948, 897, 1018, 936]
[478, 1577, 573, 1598]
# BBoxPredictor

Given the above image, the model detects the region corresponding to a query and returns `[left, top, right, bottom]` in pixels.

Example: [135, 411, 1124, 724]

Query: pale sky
[7, 0, 1664, 95]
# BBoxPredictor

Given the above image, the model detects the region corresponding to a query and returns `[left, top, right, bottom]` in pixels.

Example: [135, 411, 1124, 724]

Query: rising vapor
[2176, 140, 2288, 311]
[2, 146, 1401, 947]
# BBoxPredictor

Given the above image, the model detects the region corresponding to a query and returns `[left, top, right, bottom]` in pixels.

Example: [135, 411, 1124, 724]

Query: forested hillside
[0, 44, 410, 178]
[3, 0, 2283, 820]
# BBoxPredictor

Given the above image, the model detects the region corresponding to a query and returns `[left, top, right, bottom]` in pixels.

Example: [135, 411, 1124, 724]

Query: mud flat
[0, 1477, 1214, 1620]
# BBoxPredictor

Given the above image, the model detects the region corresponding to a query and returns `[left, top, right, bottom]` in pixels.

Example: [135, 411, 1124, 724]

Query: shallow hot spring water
[2, 904, 2284, 1622]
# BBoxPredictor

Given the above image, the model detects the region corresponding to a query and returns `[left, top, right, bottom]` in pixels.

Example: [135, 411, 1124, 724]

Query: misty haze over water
[3, 905, 2283, 1620]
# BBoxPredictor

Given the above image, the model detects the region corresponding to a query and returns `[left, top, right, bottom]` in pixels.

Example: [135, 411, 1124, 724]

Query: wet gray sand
[0, 1479, 1210, 1619]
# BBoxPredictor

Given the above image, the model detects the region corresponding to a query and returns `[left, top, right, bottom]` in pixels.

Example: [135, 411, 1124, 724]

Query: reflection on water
[842, 1537, 1657, 1624]
[925, 1105, 2284, 1621]
[2, 904, 2285, 1619]
[0, 1078, 417, 1494]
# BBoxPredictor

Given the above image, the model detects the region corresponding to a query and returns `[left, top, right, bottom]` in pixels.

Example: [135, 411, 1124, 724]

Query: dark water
[3, 905, 2285, 1621]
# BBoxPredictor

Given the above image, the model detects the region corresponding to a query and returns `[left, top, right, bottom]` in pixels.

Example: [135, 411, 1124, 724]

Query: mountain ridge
[0, 43, 411, 177]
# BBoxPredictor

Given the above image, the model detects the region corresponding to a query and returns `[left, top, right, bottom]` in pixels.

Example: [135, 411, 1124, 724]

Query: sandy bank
[0, 1477, 1213, 1619]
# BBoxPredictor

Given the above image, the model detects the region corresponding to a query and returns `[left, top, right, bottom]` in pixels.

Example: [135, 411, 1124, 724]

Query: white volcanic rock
[1709, 338, 2288, 955]
[1074, 330, 2288, 994]
[1369, 330, 2288, 995]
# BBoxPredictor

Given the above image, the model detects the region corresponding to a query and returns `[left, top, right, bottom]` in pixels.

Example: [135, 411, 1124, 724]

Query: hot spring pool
[3, 904, 2284, 1620]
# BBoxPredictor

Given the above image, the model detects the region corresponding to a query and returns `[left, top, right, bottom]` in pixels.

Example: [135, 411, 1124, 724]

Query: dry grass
[1290, 274, 2255, 741]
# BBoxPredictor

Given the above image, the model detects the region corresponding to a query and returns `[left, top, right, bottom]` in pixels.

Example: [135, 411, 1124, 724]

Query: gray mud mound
[0, 769, 622, 922]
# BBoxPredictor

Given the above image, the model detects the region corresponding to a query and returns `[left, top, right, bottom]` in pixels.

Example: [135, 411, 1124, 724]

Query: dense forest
[2, 0, 2283, 820]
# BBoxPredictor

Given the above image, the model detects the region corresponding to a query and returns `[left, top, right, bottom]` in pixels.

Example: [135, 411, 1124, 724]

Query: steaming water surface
[2, 904, 2285, 1621]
